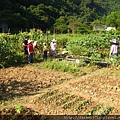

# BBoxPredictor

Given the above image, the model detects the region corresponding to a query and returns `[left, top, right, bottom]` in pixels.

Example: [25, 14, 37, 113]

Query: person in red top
[27, 40, 34, 63]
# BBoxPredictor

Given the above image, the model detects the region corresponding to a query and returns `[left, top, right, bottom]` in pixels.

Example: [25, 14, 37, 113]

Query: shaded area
[96, 61, 110, 67]
[0, 106, 41, 120]
[0, 66, 73, 101]
[0, 80, 40, 101]
[66, 57, 110, 67]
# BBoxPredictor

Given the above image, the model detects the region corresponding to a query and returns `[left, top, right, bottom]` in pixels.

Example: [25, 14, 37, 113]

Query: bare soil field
[0, 63, 120, 119]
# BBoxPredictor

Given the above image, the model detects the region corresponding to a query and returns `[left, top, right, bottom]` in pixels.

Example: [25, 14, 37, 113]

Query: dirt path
[0, 64, 120, 115]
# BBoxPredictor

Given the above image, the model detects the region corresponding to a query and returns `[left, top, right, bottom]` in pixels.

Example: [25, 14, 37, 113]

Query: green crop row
[66, 34, 114, 60]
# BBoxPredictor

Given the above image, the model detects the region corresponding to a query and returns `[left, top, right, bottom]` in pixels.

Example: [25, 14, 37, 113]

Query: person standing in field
[49, 38, 57, 58]
[27, 40, 34, 63]
[43, 42, 48, 60]
[110, 39, 119, 57]
[23, 36, 29, 62]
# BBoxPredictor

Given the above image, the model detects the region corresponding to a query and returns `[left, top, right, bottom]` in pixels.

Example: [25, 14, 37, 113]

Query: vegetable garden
[0, 29, 120, 119]
[0, 29, 120, 68]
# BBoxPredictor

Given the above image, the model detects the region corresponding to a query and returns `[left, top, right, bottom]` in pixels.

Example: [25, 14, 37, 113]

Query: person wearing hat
[49, 38, 57, 58]
[110, 39, 119, 57]
[43, 42, 48, 60]
[27, 40, 34, 63]
[23, 36, 29, 62]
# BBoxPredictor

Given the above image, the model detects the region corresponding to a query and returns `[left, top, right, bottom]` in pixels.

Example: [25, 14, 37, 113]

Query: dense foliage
[0, 29, 120, 68]
[0, 33, 24, 67]
[0, 0, 120, 33]
[67, 34, 111, 59]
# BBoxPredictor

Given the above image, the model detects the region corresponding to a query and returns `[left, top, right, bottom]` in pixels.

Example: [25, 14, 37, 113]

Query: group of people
[23, 36, 57, 63]
[23, 35, 119, 64]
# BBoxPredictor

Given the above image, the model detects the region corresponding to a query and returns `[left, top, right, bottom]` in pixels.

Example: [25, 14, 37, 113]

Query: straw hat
[110, 39, 119, 44]
[28, 40, 32, 44]
[52, 38, 57, 42]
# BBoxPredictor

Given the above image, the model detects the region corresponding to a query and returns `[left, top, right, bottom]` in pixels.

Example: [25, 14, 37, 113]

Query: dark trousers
[28, 53, 33, 63]
[43, 51, 47, 60]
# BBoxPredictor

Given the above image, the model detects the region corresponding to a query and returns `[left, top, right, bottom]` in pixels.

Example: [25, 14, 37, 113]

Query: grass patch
[86, 103, 114, 115]
[42, 59, 80, 73]
[40, 59, 98, 74]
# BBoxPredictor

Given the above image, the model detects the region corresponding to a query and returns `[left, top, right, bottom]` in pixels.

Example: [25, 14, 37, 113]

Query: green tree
[68, 16, 82, 34]
[106, 11, 120, 30]
[54, 16, 68, 33]
[0, 0, 120, 33]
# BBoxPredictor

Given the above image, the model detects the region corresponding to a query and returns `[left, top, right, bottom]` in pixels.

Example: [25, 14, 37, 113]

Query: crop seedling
[34, 112, 39, 115]
[12, 115, 18, 120]
[75, 100, 90, 111]
[15, 104, 23, 113]
[41, 115, 47, 120]
[5, 108, 10, 113]
[63, 96, 82, 109]
[38, 89, 57, 100]
[63, 102, 72, 109]
[43, 92, 68, 104]
[55, 94, 75, 106]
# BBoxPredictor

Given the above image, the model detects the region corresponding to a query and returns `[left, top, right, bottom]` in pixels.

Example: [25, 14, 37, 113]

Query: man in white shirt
[50, 38, 57, 58]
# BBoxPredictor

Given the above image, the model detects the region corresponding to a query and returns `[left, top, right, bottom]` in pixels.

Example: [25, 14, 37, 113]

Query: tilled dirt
[0, 64, 120, 118]
[0, 65, 73, 101]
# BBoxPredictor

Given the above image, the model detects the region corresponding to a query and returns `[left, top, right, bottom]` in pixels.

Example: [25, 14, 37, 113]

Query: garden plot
[33, 89, 113, 115]
[0, 64, 120, 117]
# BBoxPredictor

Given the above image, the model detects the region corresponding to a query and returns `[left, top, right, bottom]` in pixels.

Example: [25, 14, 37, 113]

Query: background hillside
[0, 0, 120, 33]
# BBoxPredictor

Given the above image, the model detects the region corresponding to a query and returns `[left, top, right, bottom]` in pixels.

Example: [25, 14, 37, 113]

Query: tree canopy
[0, 0, 120, 33]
